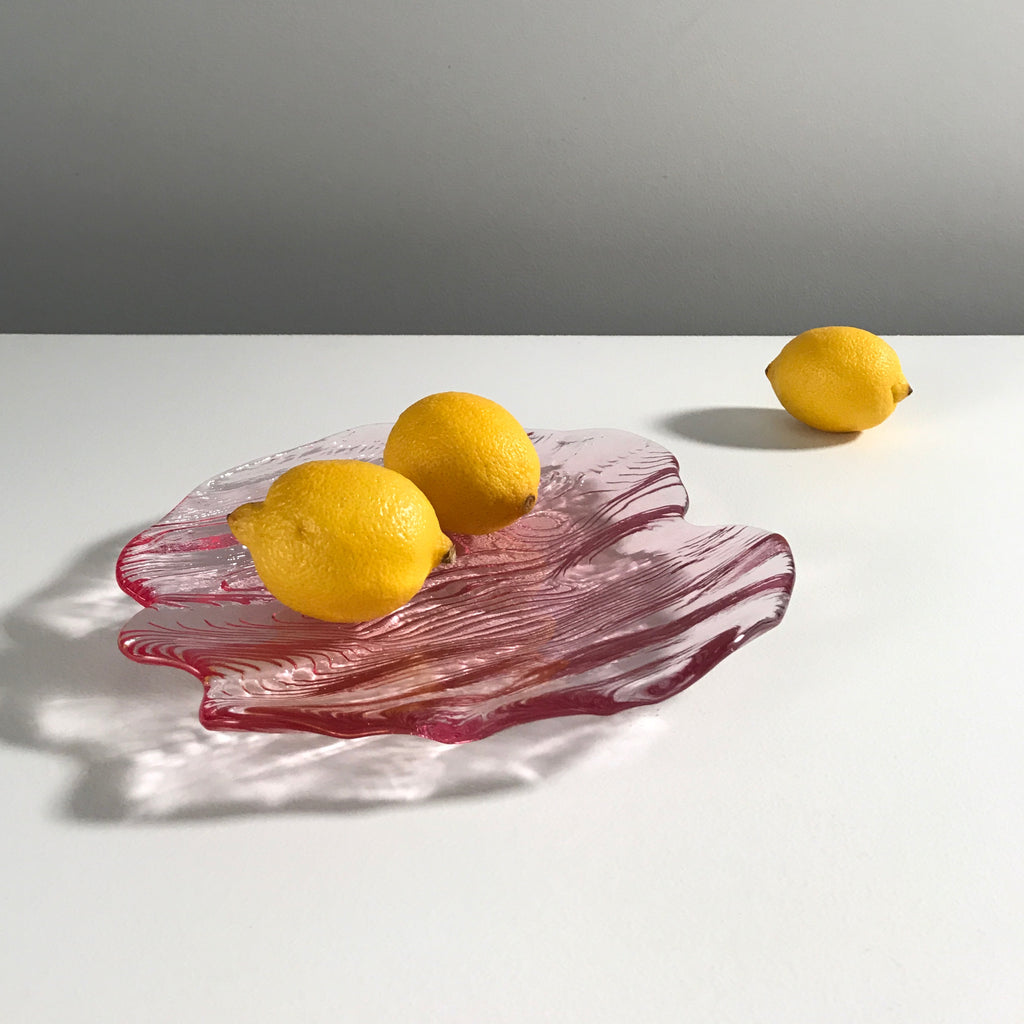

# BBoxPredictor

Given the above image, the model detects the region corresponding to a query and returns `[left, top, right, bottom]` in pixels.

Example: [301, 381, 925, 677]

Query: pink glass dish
[116, 427, 795, 744]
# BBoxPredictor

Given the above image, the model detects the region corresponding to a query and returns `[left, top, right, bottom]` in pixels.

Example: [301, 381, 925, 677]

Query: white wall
[2, 0, 1022, 334]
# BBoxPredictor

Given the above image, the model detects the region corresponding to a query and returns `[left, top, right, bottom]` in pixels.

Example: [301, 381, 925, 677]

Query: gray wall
[3, 0, 1022, 335]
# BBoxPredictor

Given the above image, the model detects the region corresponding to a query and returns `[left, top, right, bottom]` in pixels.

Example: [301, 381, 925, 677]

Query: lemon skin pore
[227, 460, 452, 623]
[765, 326, 911, 433]
[383, 392, 541, 535]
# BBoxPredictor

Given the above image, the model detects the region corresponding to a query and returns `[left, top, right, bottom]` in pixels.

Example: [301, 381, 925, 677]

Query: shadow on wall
[4, 1, 1024, 334]
[0, 531, 663, 823]
[5, 212, 1024, 335]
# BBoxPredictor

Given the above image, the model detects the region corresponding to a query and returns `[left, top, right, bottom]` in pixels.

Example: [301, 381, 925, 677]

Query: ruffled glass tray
[116, 427, 795, 744]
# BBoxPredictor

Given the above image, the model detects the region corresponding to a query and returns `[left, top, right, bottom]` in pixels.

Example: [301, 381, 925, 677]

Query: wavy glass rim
[116, 427, 795, 743]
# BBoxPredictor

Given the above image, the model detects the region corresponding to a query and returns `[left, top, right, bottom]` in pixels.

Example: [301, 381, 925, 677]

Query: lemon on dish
[227, 459, 453, 622]
[765, 325, 912, 432]
[383, 391, 541, 535]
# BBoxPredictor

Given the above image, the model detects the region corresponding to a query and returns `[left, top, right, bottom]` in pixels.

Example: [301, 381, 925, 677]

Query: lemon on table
[765, 326, 912, 432]
[227, 460, 453, 623]
[383, 392, 541, 535]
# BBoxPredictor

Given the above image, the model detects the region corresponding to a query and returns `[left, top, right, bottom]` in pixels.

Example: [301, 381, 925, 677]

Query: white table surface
[1, 335, 1022, 1023]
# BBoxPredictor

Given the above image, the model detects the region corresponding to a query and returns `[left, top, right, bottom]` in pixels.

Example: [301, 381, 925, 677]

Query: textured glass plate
[117, 427, 795, 744]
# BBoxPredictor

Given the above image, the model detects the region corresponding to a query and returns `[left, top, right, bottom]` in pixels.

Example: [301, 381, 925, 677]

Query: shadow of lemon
[659, 407, 858, 450]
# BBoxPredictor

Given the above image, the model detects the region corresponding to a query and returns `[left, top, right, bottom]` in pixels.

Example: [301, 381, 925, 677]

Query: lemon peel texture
[383, 392, 541, 535]
[227, 459, 452, 622]
[766, 326, 912, 432]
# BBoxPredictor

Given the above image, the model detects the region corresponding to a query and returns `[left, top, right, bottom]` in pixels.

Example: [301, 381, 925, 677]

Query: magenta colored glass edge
[115, 427, 795, 744]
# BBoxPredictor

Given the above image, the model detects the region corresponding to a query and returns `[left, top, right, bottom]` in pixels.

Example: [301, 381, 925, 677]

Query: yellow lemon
[227, 460, 452, 622]
[765, 326, 912, 432]
[383, 392, 541, 535]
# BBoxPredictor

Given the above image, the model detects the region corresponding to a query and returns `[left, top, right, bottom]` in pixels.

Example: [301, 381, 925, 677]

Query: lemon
[765, 326, 912, 432]
[227, 460, 453, 622]
[383, 392, 541, 535]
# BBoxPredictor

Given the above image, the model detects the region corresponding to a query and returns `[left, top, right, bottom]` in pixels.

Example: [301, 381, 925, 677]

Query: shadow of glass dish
[659, 408, 857, 450]
[0, 532, 666, 823]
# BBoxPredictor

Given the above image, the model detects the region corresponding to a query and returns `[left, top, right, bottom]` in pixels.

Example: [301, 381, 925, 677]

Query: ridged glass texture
[117, 427, 794, 744]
